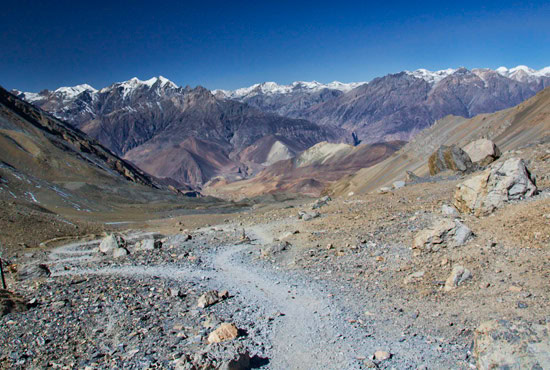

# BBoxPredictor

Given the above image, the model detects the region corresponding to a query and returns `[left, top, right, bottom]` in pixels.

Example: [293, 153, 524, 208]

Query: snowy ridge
[495, 65, 550, 82]
[54, 84, 97, 100]
[21, 76, 178, 102]
[214, 80, 367, 99]
[405, 68, 457, 84]
[99, 76, 178, 98]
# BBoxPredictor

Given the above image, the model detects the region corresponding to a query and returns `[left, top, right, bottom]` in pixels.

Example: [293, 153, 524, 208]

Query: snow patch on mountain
[405, 68, 457, 84]
[215, 80, 366, 99]
[54, 84, 97, 101]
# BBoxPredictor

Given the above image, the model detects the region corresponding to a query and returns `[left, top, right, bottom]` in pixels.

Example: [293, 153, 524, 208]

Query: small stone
[441, 204, 459, 217]
[207, 323, 239, 343]
[198, 290, 220, 308]
[444, 265, 472, 291]
[404, 271, 425, 284]
[377, 187, 392, 194]
[393, 181, 406, 189]
[373, 350, 391, 361]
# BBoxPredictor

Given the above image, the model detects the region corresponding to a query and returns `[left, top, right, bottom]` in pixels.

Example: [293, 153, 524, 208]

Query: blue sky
[1, 0, 549, 92]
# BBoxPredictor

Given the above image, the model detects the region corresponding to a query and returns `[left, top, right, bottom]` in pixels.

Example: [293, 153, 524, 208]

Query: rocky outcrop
[454, 158, 537, 216]
[462, 139, 501, 166]
[428, 145, 475, 175]
[474, 320, 550, 369]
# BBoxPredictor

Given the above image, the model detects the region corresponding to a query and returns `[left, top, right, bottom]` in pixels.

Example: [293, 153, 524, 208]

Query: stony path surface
[44, 223, 468, 369]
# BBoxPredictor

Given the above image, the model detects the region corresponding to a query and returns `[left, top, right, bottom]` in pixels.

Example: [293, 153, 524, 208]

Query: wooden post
[0, 258, 5, 290]
[0, 242, 5, 289]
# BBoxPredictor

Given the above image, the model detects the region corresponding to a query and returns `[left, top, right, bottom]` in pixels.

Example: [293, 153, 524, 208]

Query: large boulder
[474, 320, 550, 369]
[454, 158, 537, 216]
[99, 234, 126, 254]
[428, 145, 475, 176]
[412, 219, 473, 252]
[462, 138, 501, 166]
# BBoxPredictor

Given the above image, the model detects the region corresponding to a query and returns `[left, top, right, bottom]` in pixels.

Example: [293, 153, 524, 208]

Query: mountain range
[217, 65, 550, 143]
[15, 65, 550, 192]
[16, 79, 342, 187]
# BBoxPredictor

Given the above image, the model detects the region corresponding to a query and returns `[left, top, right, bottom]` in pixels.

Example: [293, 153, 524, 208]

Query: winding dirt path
[48, 223, 455, 369]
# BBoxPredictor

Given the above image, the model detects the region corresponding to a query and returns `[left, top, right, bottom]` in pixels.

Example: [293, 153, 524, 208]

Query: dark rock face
[428, 145, 475, 175]
[21, 79, 342, 187]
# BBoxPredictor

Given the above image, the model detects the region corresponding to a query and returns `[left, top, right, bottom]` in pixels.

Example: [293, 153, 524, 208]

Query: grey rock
[393, 181, 406, 189]
[413, 219, 473, 252]
[475, 319, 550, 369]
[441, 204, 459, 217]
[312, 196, 331, 210]
[462, 138, 501, 166]
[453, 220, 473, 246]
[99, 234, 126, 254]
[197, 290, 220, 308]
[454, 158, 537, 216]
[113, 247, 129, 258]
[444, 265, 472, 291]
[428, 145, 475, 176]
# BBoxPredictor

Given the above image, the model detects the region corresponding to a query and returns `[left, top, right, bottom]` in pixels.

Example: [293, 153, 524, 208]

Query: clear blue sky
[2, 0, 549, 92]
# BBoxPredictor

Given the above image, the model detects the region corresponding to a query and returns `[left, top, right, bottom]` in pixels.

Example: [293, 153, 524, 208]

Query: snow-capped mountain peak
[405, 68, 457, 84]
[99, 76, 178, 98]
[495, 65, 550, 82]
[215, 80, 367, 99]
[54, 84, 97, 101]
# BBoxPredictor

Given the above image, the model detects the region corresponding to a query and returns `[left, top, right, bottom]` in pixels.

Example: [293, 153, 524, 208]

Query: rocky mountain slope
[203, 140, 404, 199]
[17, 78, 342, 188]
[213, 80, 365, 119]
[0, 87, 225, 250]
[329, 85, 550, 195]
[219, 66, 550, 144]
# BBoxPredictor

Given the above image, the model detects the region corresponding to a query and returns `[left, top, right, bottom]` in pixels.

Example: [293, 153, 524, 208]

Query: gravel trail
[43, 223, 467, 369]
